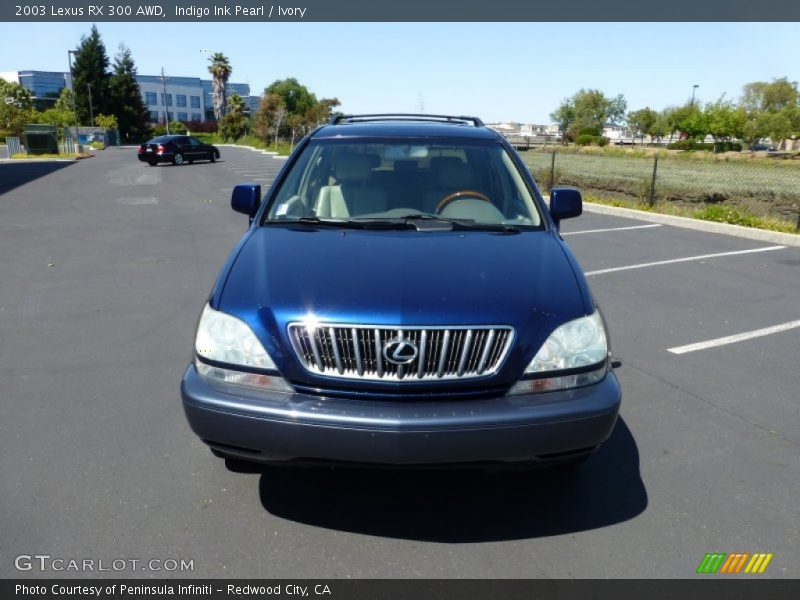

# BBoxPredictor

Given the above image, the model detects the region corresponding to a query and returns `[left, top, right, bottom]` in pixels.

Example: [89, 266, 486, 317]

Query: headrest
[438, 161, 475, 189]
[335, 154, 378, 181]
[429, 156, 464, 172]
[394, 160, 418, 172]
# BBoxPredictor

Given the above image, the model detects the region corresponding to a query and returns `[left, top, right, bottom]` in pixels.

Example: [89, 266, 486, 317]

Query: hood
[218, 226, 590, 387]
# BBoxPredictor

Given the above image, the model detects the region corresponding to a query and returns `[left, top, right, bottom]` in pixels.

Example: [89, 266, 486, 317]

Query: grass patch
[191, 133, 292, 156]
[584, 194, 798, 235]
[11, 153, 88, 159]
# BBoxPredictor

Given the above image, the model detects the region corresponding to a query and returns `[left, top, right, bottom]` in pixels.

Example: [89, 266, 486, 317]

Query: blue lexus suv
[180, 114, 621, 468]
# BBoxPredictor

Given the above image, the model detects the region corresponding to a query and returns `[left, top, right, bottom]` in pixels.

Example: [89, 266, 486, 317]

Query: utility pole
[66, 50, 79, 140]
[160, 67, 170, 134]
[87, 83, 94, 127]
[691, 84, 699, 106]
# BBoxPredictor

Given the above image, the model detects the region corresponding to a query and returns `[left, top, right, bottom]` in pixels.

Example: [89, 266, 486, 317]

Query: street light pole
[159, 67, 170, 134]
[691, 84, 699, 106]
[66, 50, 79, 140]
[87, 82, 94, 127]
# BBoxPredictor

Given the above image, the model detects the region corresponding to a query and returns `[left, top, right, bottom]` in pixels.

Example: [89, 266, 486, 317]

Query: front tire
[209, 152, 216, 163]
[172, 153, 184, 166]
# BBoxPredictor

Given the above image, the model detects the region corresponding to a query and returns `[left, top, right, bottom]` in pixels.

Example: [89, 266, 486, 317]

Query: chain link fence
[522, 148, 800, 232]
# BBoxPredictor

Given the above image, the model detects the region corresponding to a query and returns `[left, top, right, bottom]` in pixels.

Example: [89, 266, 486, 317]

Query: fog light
[196, 360, 293, 393]
[508, 366, 606, 395]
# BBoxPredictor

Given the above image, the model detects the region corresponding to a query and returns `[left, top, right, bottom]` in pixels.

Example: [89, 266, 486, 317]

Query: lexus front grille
[288, 324, 513, 381]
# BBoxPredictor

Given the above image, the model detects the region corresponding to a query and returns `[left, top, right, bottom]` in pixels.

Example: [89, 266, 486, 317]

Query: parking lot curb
[583, 202, 800, 248]
[217, 143, 287, 160]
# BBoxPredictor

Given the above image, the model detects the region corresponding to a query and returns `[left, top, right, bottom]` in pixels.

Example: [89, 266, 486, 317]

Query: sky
[1, 22, 798, 124]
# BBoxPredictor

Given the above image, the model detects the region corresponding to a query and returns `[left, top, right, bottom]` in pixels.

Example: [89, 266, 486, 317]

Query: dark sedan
[137, 135, 220, 166]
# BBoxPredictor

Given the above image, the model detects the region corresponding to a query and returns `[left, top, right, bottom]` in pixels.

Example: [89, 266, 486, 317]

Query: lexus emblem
[383, 338, 419, 365]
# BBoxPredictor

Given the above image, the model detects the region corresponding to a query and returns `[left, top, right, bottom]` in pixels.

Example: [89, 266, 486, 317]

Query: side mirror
[549, 187, 582, 226]
[231, 184, 262, 219]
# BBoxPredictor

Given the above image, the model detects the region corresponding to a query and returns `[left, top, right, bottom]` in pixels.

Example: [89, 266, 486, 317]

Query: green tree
[54, 87, 75, 113]
[218, 92, 248, 141]
[740, 77, 799, 149]
[671, 103, 708, 141]
[262, 78, 335, 142]
[0, 79, 34, 138]
[109, 44, 150, 142]
[34, 106, 73, 139]
[71, 25, 112, 125]
[627, 107, 657, 142]
[305, 97, 341, 127]
[650, 111, 669, 144]
[745, 77, 798, 113]
[253, 93, 287, 146]
[265, 78, 317, 117]
[704, 97, 746, 143]
[207, 52, 232, 122]
[95, 114, 118, 130]
[549, 98, 575, 143]
[552, 89, 627, 139]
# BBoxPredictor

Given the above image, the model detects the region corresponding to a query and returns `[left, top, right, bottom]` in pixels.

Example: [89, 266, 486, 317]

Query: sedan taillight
[156, 145, 166, 153]
[137, 145, 144, 154]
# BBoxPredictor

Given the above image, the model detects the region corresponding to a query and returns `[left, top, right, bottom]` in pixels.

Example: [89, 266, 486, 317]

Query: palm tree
[207, 52, 231, 122]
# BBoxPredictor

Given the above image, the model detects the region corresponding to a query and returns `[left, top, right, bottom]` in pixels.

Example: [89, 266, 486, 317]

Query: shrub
[184, 119, 217, 134]
[713, 141, 742, 153]
[168, 120, 187, 134]
[576, 134, 596, 146]
[597, 136, 610, 147]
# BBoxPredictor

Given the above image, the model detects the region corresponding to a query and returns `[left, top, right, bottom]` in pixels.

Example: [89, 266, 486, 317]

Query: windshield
[263, 139, 543, 228]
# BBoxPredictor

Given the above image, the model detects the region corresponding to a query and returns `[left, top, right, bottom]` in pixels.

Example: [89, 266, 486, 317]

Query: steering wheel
[436, 190, 492, 213]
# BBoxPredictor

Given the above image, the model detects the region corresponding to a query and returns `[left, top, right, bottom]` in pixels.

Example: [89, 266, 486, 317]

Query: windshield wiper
[268, 215, 521, 233]
[269, 217, 415, 230]
[392, 214, 522, 233]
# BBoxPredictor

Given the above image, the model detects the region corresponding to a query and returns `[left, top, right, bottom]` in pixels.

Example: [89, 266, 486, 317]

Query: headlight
[509, 311, 608, 394]
[526, 311, 607, 373]
[195, 303, 276, 369]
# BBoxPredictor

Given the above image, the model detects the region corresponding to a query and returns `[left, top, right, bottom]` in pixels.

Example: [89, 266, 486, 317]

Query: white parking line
[668, 320, 800, 354]
[585, 245, 786, 276]
[562, 224, 662, 236]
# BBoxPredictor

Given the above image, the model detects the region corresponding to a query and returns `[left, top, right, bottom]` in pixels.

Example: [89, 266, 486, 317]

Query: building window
[148, 111, 159, 122]
[160, 93, 172, 106]
[176, 94, 186, 108]
[177, 112, 188, 122]
[191, 113, 202, 122]
[145, 92, 157, 105]
[190, 95, 201, 109]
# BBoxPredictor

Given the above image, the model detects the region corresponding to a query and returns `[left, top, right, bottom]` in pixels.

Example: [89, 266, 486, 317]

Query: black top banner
[3, 0, 799, 21]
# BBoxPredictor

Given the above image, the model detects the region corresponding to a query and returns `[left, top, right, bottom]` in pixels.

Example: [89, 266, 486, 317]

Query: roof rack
[328, 113, 485, 127]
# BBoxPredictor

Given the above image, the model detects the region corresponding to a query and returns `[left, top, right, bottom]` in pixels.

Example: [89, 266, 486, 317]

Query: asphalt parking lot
[1, 147, 798, 579]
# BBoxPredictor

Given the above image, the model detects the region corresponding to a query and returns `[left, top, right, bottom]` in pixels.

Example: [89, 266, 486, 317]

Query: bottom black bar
[2, 580, 798, 600]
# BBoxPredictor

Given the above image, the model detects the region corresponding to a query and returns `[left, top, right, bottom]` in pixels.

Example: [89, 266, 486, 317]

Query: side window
[189, 137, 201, 147]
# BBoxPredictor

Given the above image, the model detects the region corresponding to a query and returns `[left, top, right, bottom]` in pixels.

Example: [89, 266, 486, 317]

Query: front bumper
[181, 366, 621, 466]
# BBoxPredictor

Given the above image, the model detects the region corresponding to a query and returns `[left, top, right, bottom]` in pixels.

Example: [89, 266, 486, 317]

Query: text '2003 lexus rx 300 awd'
[180, 114, 621, 469]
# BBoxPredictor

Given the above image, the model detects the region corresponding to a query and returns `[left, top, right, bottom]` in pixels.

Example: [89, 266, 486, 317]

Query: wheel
[437, 189, 492, 213]
[188, 160, 194, 165]
[209, 151, 216, 163]
[172, 153, 184, 166]
[147, 160, 157, 167]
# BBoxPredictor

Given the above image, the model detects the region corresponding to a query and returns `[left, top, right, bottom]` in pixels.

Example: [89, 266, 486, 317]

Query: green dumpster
[23, 124, 58, 155]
